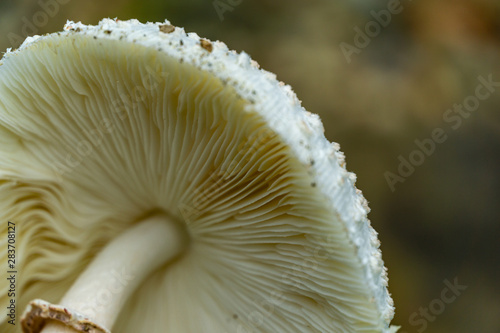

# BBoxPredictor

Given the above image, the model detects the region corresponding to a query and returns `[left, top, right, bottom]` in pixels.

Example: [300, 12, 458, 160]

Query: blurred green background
[1, 0, 499, 332]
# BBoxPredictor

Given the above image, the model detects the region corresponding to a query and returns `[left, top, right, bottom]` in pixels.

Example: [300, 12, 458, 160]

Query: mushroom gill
[0, 19, 396, 333]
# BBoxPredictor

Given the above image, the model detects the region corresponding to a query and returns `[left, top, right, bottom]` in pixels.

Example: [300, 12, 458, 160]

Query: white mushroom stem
[41, 214, 187, 332]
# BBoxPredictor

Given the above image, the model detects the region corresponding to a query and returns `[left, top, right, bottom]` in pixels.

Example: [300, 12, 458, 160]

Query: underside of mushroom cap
[0, 18, 395, 332]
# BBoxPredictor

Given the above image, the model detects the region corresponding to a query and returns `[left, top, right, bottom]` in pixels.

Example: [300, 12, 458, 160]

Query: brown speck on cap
[200, 39, 213, 52]
[159, 24, 175, 34]
[104, 30, 112, 35]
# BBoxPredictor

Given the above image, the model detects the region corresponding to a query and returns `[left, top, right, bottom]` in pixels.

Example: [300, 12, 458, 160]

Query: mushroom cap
[0, 19, 395, 332]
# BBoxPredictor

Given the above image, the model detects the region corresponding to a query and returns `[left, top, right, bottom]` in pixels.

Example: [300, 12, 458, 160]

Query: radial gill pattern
[0, 19, 394, 333]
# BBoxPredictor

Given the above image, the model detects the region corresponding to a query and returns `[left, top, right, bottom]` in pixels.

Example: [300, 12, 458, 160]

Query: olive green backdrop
[1, 0, 499, 332]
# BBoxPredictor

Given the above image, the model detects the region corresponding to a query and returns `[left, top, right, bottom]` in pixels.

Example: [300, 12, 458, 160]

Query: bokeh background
[1, 0, 499, 332]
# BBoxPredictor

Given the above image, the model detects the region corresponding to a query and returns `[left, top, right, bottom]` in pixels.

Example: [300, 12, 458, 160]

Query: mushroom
[0, 19, 397, 332]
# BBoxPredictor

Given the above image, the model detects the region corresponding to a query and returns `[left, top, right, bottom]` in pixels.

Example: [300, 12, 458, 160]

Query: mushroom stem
[41, 214, 187, 332]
